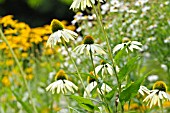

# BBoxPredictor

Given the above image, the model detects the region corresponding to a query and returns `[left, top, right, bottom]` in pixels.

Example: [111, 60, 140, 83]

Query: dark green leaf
[105, 85, 117, 100]
[119, 72, 150, 103]
[118, 56, 139, 82]
[70, 95, 99, 111]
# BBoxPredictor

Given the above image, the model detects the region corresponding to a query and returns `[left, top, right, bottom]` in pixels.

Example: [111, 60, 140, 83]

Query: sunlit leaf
[119, 72, 150, 103]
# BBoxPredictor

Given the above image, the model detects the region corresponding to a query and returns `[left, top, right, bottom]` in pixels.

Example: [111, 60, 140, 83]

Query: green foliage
[70, 95, 99, 112]
[12, 91, 32, 113]
[118, 56, 139, 82]
[119, 72, 150, 104]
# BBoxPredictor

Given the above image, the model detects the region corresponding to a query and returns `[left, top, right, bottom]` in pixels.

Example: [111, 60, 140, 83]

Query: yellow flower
[6, 59, 14, 66]
[26, 74, 33, 80]
[44, 48, 54, 55]
[0, 15, 17, 27]
[25, 67, 33, 73]
[21, 52, 28, 58]
[4, 28, 18, 35]
[0, 42, 7, 50]
[2, 76, 11, 87]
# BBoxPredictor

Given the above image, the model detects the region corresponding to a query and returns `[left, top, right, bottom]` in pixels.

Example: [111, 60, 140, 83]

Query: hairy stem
[91, 3, 123, 113]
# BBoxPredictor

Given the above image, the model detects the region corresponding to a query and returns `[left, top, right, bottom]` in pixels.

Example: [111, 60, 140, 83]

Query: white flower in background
[101, 3, 110, 14]
[138, 86, 150, 96]
[147, 24, 157, 30]
[83, 72, 112, 97]
[113, 38, 142, 53]
[147, 37, 156, 42]
[74, 35, 106, 55]
[135, 0, 148, 6]
[127, 9, 137, 14]
[161, 64, 168, 71]
[164, 36, 170, 43]
[70, 0, 105, 11]
[147, 75, 159, 82]
[95, 60, 113, 76]
[142, 6, 150, 12]
[46, 70, 78, 94]
[143, 81, 170, 108]
[46, 19, 78, 48]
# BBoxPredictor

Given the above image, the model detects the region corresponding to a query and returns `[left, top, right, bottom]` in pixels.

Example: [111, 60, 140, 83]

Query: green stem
[62, 41, 87, 94]
[89, 50, 112, 113]
[0, 29, 38, 113]
[160, 100, 164, 113]
[91, 3, 123, 113]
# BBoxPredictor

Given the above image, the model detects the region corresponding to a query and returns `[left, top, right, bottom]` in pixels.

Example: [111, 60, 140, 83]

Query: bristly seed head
[55, 70, 68, 80]
[83, 35, 94, 44]
[153, 81, 167, 92]
[51, 19, 64, 33]
[122, 37, 130, 43]
[100, 60, 107, 65]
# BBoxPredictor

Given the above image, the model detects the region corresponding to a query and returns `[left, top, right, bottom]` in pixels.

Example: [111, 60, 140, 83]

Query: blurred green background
[0, 0, 74, 27]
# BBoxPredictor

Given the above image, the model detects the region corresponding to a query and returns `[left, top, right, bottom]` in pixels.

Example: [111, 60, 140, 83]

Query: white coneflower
[70, 0, 105, 11]
[74, 35, 106, 55]
[83, 72, 112, 97]
[46, 19, 78, 48]
[95, 60, 113, 77]
[46, 70, 78, 94]
[143, 81, 170, 108]
[113, 38, 142, 54]
[138, 86, 150, 96]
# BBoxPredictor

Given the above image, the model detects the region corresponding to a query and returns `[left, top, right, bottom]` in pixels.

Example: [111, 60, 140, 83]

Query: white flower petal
[113, 44, 124, 53]
[106, 64, 113, 75]
[63, 29, 78, 37]
[84, 81, 97, 97]
[95, 65, 103, 74]
[131, 41, 142, 45]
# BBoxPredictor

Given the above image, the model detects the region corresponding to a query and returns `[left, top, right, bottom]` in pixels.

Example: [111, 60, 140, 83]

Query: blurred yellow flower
[2, 76, 11, 87]
[25, 67, 33, 73]
[0, 15, 17, 27]
[6, 59, 14, 66]
[26, 74, 34, 80]
[21, 52, 28, 58]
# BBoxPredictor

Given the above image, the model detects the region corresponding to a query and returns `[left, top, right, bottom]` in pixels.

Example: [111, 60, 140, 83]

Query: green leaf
[105, 85, 117, 100]
[12, 91, 32, 113]
[114, 46, 127, 63]
[118, 56, 139, 82]
[70, 95, 99, 111]
[119, 73, 149, 104]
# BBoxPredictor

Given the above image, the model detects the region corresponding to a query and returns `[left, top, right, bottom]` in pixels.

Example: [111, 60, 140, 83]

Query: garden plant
[0, 0, 170, 113]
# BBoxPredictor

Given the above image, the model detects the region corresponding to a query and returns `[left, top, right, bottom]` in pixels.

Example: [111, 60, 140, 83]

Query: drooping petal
[113, 44, 124, 53]
[63, 29, 78, 37]
[83, 81, 97, 97]
[131, 41, 142, 45]
[106, 64, 113, 75]
[95, 65, 103, 74]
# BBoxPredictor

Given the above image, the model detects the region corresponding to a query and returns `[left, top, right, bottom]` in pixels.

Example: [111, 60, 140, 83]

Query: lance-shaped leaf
[119, 73, 149, 104]
[70, 95, 99, 112]
[118, 56, 139, 82]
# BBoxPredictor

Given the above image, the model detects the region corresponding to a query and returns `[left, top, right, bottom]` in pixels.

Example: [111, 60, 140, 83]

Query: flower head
[84, 72, 112, 97]
[70, 0, 105, 11]
[95, 60, 113, 77]
[51, 19, 64, 32]
[74, 35, 106, 55]
[46, 70, 78, 94]
[113, 38, 142, 54]
[46, 19, 78, 48]
[143, 81, 170, 108]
